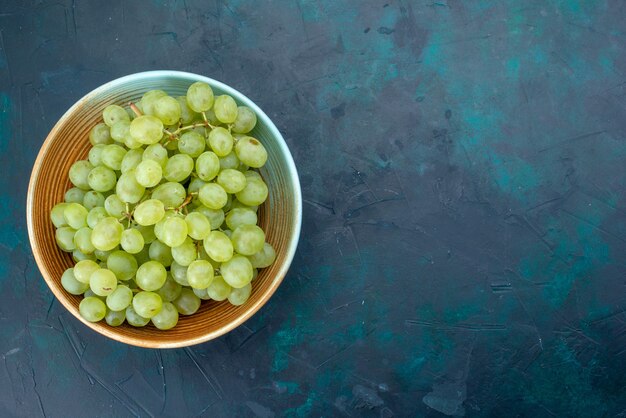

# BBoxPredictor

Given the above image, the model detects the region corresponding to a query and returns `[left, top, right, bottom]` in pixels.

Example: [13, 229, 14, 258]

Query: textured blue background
[1, 0, 626, 416]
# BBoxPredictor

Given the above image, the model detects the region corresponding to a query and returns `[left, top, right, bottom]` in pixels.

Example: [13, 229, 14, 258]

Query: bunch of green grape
[50, 82, 277, 330]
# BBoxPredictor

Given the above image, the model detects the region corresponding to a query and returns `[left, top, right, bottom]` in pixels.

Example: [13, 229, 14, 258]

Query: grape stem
[129, 102, 143, 117]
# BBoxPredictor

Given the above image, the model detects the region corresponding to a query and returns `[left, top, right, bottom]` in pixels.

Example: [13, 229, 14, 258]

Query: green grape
[177, 96, 197, 124]
[125, 305, 150, 327]
[151, 182, 186, 207]
[140, 90, 167, 115]
[154, 211, 175, 242]
[120, 228, 144, 254]
[104, 194, 126, 217]
[136, 260, 167, 291]
[72, 249, 96, 262]
[225, 208, 257, 230]
[203, 230, 233, 262]
[198, 183, 227, 209]
[83, 191, 105, 210]
[101, 144, 127, 170]
[134, 199, 165, 226]
[55, 226, 77, 251]
[194, 206, 224, 230]
[89, 122, 112, 145]
[124, 134, 143, 150]
[103, 104, 130, 127]
[173, 288, 201, 315]
[243, 170, 263, 181]
[154, 95, 182, 125]
[164, 137, 179, 151]
[222, 229, 233, 238]
[188, 177, 206, 194]
[134, 244, 151, 265]
[116, 169, 145, 204]
[170, 261, 189, 286]
[222, 193, 233, 212]
[61, 268, 89, 295]
[228, 282, 251, 306]
[94, 248, 116, 261]
[121, 148, 143, 173]
[64, 187, 86, 204]
[135, 159, 163, 187]
[106, 285, 133, 311]
[195, 151, 220, 181]
[69, 160, 93, 190]
[107, 250, 138, 281]
[79, 297, 107, 322]
[221, 255, 253, 288]
[164, 153, 194, 182]
[151, 302, 179, 330]
[133, 291, 163, 318]
[213, 95, 238, 123]
[130, 115, 164, 145]
[51, 203, 69, 228]
[217, 169, 247, 193]
[186, 260, 214, 289]
[232, 106, 257, 134]
[192, 287, 211, 300]
[161, 216, 188, 247]
[83, 289, 103, 299]
[178, 131, 205, 157]
[235, 136, 268, 168]
[88, 144, 106, 166]
[251, 268, 258, 281]
[87, 166, 117, 192]
[203, 108, 220, 124]
[248, 242, 276, 268]
[74, 226, 95, 254]
[186, 81, 214, 112]
[230, 199, 258, 212]
[89, 268, 118, 296]
[231, 224, 265, 255]
[172, 238, 197, 266]
[143, 143, 168, 167]
[156, 274, 182, 302]
[207, 127, 233, 157]
[135, 224, 157, 244]
[185, 212, 211, 240]
[149, 240, 174, 267]
[235, 177, 268, 206]
[206, 275, 232, 301]
[91, 217, 123, 251]
[110, 120, 131, 142]
[218, 151, 240, 170]
[105, 309, 126, 326]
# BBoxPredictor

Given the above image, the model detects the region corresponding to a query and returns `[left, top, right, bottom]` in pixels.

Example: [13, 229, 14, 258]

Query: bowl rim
[26, 70, 302, 348]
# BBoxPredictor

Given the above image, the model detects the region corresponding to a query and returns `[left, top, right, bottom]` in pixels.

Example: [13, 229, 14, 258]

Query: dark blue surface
[2, 1, 626, 416]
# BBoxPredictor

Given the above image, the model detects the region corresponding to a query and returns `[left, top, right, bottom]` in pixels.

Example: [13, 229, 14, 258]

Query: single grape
[203, 108, 220, 124]
[133, 291, 163, 318]
[107, 250, 138, 281]
[136, 260, 167, 291]
[151, 182, 186, 207]
[156, 274, 182, 302]
[235, 177, 268, 206]
[193, 287, 211, 300]
[235, 136, 268, 168]
[228, 283, 252, 306]
[206, 275, 232, 301]
[103, 104, 130, 126]
[104, 194, 126, 218]
[63, 203, 88, 230]
[164, 153, 194, 182]
[194, 206, 224, 230]
[125, 305, 150, 327]
[105, 309, 126, 327]
[101, 144, 127, 170]
[186, 81, 214, 112]
[135, 224, 157, 244]
[94, 248, 116, 262]
[140, 90, 167, 115]
[186, 260, 214, 289]
[154, 211, 176, 242]
[221, 255, 253, 288]
[74, 226, 95, 254]
[120, 228, 144, 254]
[149, 240, 174, 267]
[170, 261, 189, 286]
[171, 238, 197, 267]
[251, 268, 258, 281]
[110, 120, 131, 142]
[154, 95, 182, 125]
[198, 183, 227, 209]
[188, 177, 206, 195]
[89, 122, 112, 145]
[133, 199, 165, 226]
[79, 297, 107, 322]
[124, 133, 143, 150]
[89, 268, 118, 296]
[134, 244, 151, 265]
[248, 242, 276, 268]
[88, 143, 106, 166]
[213, 95, 238, 123]
[172, 288, 201, 315]
[177, 96, 197, 124]
[225, 208, 257, 230]
[130, 115, 164, 145]
[151, 302, 179, 330]
[161, 216, 188, 248]
[217, 169, 247, 193]
[207, 127, 234, 157]
[68, 160, 93, 190]
[203, 230, 234, 262]
[121, 148, 144, 173]
[51, 203, 69, 228]
[231, 224, 265, 256]
[185, 212, 211, 240]
[55, 226, 77, 251]
[116, 169, 146, 204]
[195, 151, 220, 181]
[218, 151, 240, 170]
[72, 249, 96, 262]
[143, 143, 168, 167]
[61, 268, 90, 295]
[87, 165, 117, 192]
[106, 285, 133, 311]
[135, 159, 163, 187]
[91, 217, 124, 251]
[83, 191, 105, 210]
[232, 106, 257, 133]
